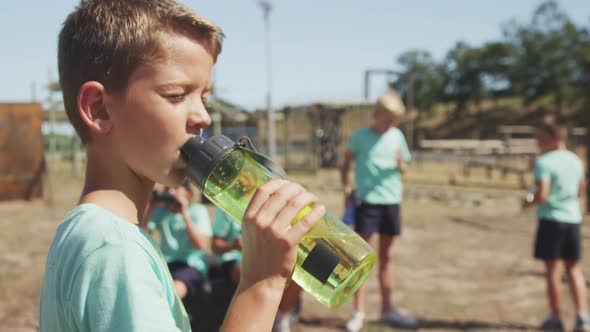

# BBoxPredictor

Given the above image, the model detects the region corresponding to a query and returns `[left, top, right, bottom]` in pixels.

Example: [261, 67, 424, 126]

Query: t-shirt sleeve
[534, 158, 550, 182]
[68, 242, 181, 332]
[189, 204, 212, 237]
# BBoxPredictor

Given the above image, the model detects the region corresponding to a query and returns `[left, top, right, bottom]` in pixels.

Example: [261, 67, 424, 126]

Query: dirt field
[2, 162, 590, 332]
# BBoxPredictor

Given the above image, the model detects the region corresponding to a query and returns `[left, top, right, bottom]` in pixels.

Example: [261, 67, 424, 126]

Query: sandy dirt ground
[2, 162, 590, 332]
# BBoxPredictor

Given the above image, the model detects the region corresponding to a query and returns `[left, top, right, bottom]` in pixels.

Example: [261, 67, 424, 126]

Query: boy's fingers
[288, 204, 325, 243]
[272, 191, 318, 230]
[243, 179, 288, 223]
[254, 182, 306, 227]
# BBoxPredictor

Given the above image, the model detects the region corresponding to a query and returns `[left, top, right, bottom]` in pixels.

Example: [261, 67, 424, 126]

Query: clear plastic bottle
[181, 135, 376, 308]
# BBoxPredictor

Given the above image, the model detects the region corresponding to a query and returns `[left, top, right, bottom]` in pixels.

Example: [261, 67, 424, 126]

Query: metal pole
[31, 81, 37, 103]
[363, 70, 371, 102]
[259, 1, 276, 160]
[48, 70, 57, 164]
[407, 73, 415, 149]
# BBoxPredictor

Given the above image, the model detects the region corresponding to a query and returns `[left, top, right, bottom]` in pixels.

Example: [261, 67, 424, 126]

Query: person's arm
[182, 211, 210, 250]
[341, 149, 355, 202]
[523, 158, 551, 208]
[221, 179, 324, 332]
[397, 130, 412, 176]
[579, 179, 587, 198]
[396, 149, 407, 176]
[174, 193, 210, 250]
[213, 236, 241, 254]
[523, 179, 551, 208]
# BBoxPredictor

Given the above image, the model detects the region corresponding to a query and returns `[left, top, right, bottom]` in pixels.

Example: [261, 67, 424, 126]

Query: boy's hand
[240, 179, 325, 291]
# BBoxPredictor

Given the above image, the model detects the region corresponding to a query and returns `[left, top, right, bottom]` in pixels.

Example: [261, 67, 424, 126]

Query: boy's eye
[164, 94, 186, 102]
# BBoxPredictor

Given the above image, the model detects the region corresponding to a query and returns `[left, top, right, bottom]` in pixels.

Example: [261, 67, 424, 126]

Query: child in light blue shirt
[524, 118, 589, 331]
[148, 183, 212, 300]
[212, 209, 242, 285]
[340, 91, 416, 331]
[39, 1, 324, 331]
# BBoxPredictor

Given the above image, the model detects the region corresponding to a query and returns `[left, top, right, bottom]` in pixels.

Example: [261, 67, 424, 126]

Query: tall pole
[48, 69, 57, 164]
[407, 73, 415, 149]
[259, 1, 276, 160]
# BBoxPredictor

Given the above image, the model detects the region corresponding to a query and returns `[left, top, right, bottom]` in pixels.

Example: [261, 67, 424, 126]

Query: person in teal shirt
[341, 90, 416, 331]
[148, 182, 212, 301]
[523, 118, 590, 331]
[212, 209, 242, 286]
[39, 203, 191, 332]
[39, 0, 325, 330]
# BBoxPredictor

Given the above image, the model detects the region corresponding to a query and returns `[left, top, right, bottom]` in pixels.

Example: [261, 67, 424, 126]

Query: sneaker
[381, 310, 418, 329]
[575, 314, 590, 332]
[540, 316, 564, 331]
[345, 311, 365, 332]
[272, 312, 291, 332]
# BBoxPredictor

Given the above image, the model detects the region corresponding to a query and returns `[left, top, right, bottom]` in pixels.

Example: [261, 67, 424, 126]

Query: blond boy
[39, 1, 324, 331]
[340, 90, 416, 331]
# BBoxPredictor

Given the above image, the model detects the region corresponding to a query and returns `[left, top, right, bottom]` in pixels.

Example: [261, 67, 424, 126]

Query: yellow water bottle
[181, 135, 376, 308]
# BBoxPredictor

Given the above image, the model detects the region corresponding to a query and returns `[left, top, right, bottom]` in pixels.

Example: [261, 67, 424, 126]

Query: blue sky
[1, 0, 589, 111]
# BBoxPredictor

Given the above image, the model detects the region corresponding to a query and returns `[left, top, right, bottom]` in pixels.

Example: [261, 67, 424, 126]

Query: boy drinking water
[39, 1, 324, 331]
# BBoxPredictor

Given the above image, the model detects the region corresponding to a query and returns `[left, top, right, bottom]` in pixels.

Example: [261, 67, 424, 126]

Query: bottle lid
[180, 135, 235, 190]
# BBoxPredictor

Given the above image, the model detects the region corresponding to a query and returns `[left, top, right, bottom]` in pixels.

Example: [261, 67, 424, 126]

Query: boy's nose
[186, 106, 211, 135]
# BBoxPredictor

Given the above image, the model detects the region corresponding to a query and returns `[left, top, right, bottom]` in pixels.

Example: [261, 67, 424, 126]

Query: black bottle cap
[180, 135, 235, 190]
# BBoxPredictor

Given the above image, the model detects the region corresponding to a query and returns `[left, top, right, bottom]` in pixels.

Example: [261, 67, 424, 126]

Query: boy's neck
[79, 145, 154, 225]
[542, 142, 566, 153]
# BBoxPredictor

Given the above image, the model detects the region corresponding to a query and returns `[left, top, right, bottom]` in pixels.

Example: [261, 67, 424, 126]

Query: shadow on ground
[298, 317, 539, 331]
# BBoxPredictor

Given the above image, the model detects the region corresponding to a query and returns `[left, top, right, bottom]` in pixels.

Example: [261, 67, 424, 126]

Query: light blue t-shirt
[213, 209, 243, 264]
[148, 204, 212, 275]
[347, 127, 411, 204]
[534, 149, 584, 224]
[39, 203, 190, 332]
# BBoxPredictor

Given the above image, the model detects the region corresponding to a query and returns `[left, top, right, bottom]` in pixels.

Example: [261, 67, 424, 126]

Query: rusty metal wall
[0, 103, 44, 200]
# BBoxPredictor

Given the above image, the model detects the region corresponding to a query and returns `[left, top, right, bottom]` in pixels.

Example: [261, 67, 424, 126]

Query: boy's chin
[159, 170, 187, 187]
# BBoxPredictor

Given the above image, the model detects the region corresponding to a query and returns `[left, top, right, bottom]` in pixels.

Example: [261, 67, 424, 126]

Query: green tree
[389, 50, 444, 116]
[441, 42, 485, 114]
[503, 0, 584, 111]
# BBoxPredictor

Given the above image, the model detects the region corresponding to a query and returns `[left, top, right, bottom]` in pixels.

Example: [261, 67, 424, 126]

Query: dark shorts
[534, 220, 582, 261]
[354, 203, 401, 236]
[168, 261, 204, 295]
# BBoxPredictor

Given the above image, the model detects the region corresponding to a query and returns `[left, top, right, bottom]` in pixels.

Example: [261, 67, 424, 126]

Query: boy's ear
[77, 81, 113, 136]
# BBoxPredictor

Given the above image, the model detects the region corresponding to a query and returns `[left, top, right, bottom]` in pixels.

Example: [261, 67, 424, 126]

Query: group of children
[146, 182, 242, 302]
[37, 0, 590, 331]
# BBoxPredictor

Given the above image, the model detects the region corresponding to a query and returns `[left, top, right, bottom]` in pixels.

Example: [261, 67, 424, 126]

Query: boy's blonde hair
[375, 90, 405, 117]
[58, 0, 225, 143]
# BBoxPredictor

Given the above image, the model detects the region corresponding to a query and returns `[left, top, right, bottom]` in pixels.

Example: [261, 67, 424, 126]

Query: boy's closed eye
[164, 93, 187, 102]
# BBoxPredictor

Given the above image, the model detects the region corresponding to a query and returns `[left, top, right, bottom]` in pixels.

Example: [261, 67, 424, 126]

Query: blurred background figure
[212, 208, 242, 286]
[340, 91, 416, 331]
[147, 181, 212, 302]
[523, 117, 590, 332]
